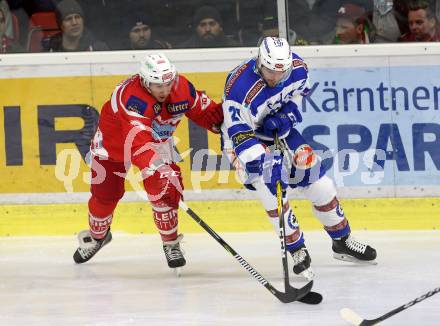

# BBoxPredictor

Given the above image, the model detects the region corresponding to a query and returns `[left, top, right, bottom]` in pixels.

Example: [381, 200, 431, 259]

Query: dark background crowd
[1, 0, 440, 53]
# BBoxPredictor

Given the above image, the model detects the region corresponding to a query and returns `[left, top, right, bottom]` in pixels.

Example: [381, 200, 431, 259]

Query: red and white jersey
[91, 74, 222, 170]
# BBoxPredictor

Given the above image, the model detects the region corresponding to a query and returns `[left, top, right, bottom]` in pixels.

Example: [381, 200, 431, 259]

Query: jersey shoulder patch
[245, 79, 265, 104]
[292, 53, 308, 71]
[225, 63, 249, 97]
[224, 59, 261, 104]
[126, 95, 148, 116]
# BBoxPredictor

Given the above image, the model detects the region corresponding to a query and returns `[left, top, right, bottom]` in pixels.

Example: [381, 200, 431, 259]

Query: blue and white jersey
[221, 53, 310, 166]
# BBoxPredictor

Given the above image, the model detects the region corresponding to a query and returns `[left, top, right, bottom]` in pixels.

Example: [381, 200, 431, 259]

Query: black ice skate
[289, 244, 314, 280]
[73, 229, 112, 264]
[163, 234, 186, 269]
[332, 234, 377, 264]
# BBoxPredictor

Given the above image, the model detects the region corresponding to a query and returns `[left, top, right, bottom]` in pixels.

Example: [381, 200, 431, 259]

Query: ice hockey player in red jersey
[73, 53, 223, 269]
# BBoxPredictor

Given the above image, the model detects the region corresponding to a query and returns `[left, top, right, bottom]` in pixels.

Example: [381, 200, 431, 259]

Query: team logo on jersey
[151, 120, 176, 140]
[167, 101, 189, 115]
[293, 144, 317, 169]
[336, 204, 344, 217]
[199, 93, 211, 110]
[231, 130, 255, 148]
[225, 64, 248, 97]
[245, 80, 265, 104]
[153, 103, 162, 115]
[126, 96, 147, 115]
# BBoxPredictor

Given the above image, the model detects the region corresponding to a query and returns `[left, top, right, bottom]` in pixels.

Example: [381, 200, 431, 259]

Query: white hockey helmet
[258, 37, 292, 72]
[139, 53, 177, 88]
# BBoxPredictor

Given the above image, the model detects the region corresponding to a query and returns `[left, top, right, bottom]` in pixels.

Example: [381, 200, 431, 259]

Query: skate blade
[333, 253, 378, 265]
[173, 267, 182, 277]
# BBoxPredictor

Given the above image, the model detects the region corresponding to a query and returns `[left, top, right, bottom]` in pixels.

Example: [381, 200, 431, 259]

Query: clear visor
[260, 65, 292, 86]
[149, 79, 175, 89]
[142, 78, 175, 92]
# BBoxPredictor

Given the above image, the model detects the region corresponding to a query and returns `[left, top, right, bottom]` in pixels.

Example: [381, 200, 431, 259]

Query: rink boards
[0, 44, 439, 235]
[1, 198, 439, 236]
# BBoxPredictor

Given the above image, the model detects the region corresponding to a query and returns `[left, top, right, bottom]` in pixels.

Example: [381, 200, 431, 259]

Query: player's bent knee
[299, 175, 337, 207]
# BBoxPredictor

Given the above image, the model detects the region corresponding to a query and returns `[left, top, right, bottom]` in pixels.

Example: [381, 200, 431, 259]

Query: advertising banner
[1, 48, 439, 199]
[0, 72, 232, 195]
[299, 64, 440, 190]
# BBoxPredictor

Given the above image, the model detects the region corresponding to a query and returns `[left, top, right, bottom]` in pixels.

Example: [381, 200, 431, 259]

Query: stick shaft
[179, 201, 312, 303]
[369, 286, 440, 325]
[274, 132, 290, 290]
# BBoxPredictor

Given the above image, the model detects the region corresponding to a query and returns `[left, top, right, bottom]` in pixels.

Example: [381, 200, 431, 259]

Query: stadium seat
[27, 12, 60, 52]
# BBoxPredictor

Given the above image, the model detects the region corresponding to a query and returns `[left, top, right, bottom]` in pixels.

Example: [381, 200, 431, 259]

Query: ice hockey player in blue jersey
[221, 37, 377, 280]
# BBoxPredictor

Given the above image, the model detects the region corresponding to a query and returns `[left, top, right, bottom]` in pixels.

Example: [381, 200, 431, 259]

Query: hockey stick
[273, 133, 322, 305]
[273, 132, 291, 292]
[340, 286, 440, 325]
[179, 200, 318, 303]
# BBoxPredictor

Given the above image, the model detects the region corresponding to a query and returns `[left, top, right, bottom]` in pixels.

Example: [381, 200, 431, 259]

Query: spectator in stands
[43, 0, 108, 52]
[178, 5, 239, 48]
[1, 0, 13, 38]
[399, 0, 440, 41]
[125, 14, 171, 50]
[0, 4, 22, 52]
[237, 0, 266, 46]
[334, 3, 373, 44]
[373, 0, 403, 42]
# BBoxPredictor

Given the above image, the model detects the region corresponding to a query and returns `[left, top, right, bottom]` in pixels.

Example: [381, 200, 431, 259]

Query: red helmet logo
[162, 72, 173, 82]
[275, 63, 284, 69]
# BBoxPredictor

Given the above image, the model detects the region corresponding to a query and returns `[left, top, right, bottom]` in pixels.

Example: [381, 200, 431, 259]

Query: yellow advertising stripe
[0, 73, 228, 194]
[0, 198, 439, 236]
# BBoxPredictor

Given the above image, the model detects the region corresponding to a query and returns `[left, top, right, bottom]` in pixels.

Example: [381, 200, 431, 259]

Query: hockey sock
[313, 197, 351, 239]
[88, 196, 117, 239]
[152, 205, 178, 242]
[266, 203, 304, 251]
[88, 213, 113, 240]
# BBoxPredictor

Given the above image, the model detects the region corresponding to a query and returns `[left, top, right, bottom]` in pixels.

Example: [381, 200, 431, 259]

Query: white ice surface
[1, 231, 439, 326]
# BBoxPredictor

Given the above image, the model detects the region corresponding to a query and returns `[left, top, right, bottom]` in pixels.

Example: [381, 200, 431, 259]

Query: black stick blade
[271, 280, 317, 303]
[298, 291, 323, 305]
